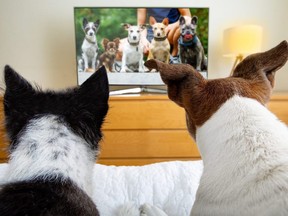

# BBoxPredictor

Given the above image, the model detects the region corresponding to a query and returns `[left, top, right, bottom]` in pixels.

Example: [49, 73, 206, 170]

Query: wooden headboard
[0, 94, 288, 165]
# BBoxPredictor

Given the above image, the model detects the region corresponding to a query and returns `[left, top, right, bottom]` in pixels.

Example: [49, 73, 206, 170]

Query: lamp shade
[223, 25, 263, 57]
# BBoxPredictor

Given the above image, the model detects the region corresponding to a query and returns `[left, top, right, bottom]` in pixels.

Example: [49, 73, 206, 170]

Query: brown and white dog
[147, 16, 170, 64]
[98, 38, 120, 72]
[145, 41, 288, 216]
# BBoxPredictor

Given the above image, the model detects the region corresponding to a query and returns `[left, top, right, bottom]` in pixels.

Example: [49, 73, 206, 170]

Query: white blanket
[0, 161, 203, 216]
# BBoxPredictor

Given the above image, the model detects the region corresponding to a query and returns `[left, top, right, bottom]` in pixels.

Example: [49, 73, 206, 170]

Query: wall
[0, 0, 287, 91]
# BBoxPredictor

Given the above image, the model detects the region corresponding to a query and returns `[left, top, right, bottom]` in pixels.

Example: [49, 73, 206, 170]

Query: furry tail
[118, 203, 168, 216]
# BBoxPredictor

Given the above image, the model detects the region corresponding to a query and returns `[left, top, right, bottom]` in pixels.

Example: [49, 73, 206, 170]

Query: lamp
[223, 25, 263, 75]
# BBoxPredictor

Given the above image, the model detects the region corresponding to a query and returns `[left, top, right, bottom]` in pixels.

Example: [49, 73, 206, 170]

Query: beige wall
[0, 0, 287, 91]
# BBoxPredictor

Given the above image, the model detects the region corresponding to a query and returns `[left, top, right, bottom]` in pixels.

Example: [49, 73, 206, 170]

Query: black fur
[0, 66, 109, 216]
[0, 178, 99, 216]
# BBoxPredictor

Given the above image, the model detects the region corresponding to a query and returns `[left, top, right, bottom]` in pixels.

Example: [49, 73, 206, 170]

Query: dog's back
[194, 95, 288, 215]
[0, 66, 109, 215]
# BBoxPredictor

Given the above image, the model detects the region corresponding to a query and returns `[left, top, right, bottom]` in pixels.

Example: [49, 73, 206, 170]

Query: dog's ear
[76, 66, 109, 131]
[191, 16, 198, 25]
[78, 66, 109, 104]
[139, 24, 146, 30]
[4, 66, 37, 115]
[94, 19, 100, 28]
[233, 40, 288, 88]
[4, 65, 35, 96]
[179, 16, 186, 25]
[102, 38, 109, 50]
[122, 23, 131, 30]
[83, 17, 88, 27]
[113, 38, 121, 48]
[145, 59, 193, 83]
[144, 59, 206, 106]
[94, 19, 100, 34]
[149, 16, 157, 25]
[162, 18, 169, 26]
[4, 66, 38, 141]
[61, 66, 109, 148]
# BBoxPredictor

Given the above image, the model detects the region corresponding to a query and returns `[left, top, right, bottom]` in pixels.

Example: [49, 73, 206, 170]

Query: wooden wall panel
[0, 97, 8, 163]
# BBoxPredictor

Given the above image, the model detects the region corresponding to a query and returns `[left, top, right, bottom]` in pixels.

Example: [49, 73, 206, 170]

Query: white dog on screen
[120, 24, 146, 73]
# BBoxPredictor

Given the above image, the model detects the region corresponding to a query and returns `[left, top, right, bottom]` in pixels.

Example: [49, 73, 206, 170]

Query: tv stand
[109, 86, 167, 95]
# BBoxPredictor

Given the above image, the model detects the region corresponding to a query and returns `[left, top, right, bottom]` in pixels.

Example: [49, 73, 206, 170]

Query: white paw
[138, 67, 145, 72]
[140, 203, 168, 216]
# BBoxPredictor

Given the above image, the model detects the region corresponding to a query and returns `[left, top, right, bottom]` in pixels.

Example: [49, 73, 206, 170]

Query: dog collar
[85, 36, 96, 45]
[127, 39, 140, 51]
[153, 36, 167, 42]
[178, 35, 198, 47]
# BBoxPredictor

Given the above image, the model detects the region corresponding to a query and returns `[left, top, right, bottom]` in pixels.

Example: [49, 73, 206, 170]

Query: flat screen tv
[74, 7, 209, 87]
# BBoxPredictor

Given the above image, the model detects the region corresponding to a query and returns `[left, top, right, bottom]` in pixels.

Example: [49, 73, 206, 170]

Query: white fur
[82, 22, 98, 71]
[5, 115, 96, 198]
[191, 95, 288, 215]
[120, 25, 145, 73]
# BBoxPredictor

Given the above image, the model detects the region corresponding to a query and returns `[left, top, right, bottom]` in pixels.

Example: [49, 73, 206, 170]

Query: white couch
[0, 161, 203, 216]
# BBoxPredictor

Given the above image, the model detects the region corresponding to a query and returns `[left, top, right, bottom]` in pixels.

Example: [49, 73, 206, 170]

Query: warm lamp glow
[223, 25, 263, 75]
[223, 25, 263, 57]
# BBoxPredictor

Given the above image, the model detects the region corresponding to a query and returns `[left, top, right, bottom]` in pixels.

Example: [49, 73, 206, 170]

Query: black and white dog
[81, 18, 100, 72]
[178, 16, 207, 71]
[0, 66, 109, 215]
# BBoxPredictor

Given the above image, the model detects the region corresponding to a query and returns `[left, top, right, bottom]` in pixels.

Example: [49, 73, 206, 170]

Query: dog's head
[179, 16, 198, 42]
[123, 23, 146, 43]
[149, 16, 169, 39]
[83, 18, 100, 37]
[102, 38, 120, 55]
[145, 41, 288, 140]
[4, 66, 109, 150]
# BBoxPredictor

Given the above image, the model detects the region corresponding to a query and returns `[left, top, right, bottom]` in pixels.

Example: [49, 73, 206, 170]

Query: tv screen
[74, 7, 209, 85]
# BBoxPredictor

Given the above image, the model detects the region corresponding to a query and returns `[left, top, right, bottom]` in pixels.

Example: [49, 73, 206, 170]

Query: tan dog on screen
[145, 41, 288, 216]
[148, 16, 170, 63]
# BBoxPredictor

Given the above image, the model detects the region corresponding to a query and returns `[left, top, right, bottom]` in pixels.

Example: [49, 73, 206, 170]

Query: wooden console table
[0, 94, 288, 165]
